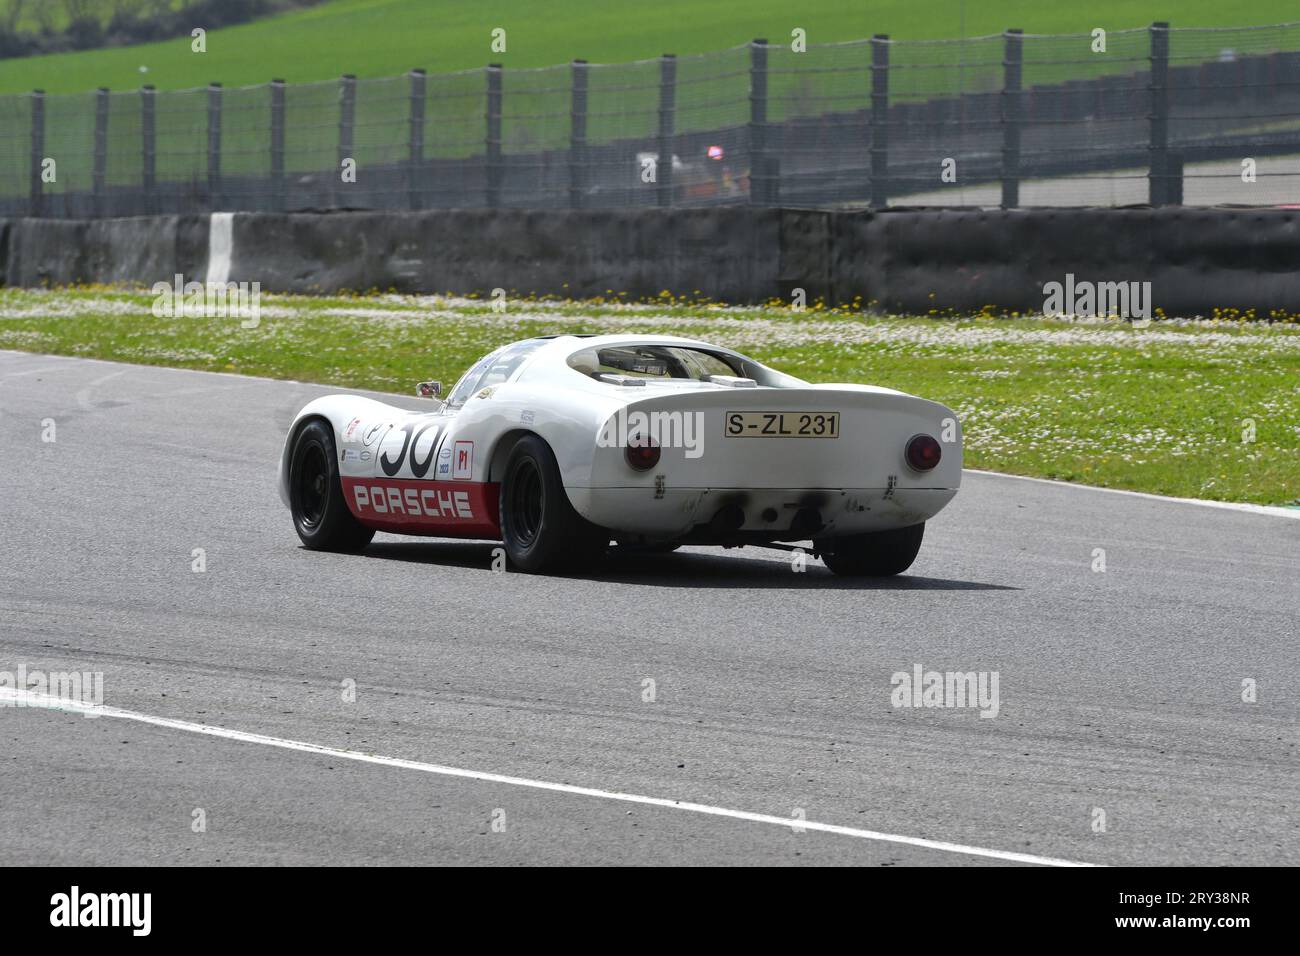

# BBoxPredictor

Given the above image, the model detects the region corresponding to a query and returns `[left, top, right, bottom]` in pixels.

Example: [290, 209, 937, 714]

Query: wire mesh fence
[4, 20, 1300, 218]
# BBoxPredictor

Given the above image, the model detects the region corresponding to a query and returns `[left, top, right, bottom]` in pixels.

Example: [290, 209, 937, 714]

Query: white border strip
[967, 469, 1300, 520]
[2, 688, 1094, 867]
[206, 212, 234, 286]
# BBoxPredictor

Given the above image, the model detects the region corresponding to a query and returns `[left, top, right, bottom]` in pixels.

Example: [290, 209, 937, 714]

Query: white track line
[2, 688, 1094, 867]
[74, 369, 126, 410]
[966, 468, 1300, 520]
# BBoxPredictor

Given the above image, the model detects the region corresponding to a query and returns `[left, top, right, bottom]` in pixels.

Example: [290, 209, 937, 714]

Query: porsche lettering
[352, 484, 474, 519]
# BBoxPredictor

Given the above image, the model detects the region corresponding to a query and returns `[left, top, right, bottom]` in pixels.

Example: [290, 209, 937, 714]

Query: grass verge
[1, 286, 1297, 506]
[3, 0, 1296, 94]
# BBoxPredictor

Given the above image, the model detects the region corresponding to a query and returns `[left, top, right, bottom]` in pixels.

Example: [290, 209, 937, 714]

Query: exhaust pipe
[708, 504, 745, 537]
[789, 507, 823, 538]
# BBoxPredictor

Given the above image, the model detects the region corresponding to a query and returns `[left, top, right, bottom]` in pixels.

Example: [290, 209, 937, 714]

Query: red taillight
[625, 434, 661, 471]
[905, 434, 942, 471]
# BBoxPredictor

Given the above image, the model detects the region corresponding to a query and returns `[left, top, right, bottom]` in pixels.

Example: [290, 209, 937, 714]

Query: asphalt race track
[1, 349, 1297, 866]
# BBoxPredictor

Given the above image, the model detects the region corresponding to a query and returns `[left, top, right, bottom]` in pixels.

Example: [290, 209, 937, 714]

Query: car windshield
[567, 344, 802, 387]
[446, 339, 546, 406]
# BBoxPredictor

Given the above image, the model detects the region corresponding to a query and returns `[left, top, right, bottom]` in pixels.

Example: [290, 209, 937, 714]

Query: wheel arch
[486, 428, 541, 484]
[278, 412, 335, 508]
[487, 427, 605, 529]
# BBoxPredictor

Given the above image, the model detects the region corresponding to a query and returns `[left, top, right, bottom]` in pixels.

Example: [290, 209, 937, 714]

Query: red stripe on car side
[341, 477, 501, 538]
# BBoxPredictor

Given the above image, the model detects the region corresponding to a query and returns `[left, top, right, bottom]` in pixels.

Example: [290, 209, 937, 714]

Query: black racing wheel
[499, 435, 607, 573]
[819, 523, 925, 576]
[289, 419, 375, 552]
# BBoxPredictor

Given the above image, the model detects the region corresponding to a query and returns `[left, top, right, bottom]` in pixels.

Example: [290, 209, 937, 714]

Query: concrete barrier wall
[3, 207, 1299, 316]
[854, 207, 1300, 316]
[225, 209, 789, 304]
[2, 215, 209, 289]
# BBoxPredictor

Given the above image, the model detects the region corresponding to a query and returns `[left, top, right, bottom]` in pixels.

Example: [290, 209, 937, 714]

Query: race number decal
[452, 440, 474, 480]
[378, 422, 443, 478]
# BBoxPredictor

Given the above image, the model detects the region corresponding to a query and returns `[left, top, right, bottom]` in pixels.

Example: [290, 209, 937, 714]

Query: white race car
[279, 334, 961, 575]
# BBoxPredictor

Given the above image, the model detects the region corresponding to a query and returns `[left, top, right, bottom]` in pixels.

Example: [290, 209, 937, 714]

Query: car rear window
[567, 344, 804, 387]
[568, 345, 740, 381]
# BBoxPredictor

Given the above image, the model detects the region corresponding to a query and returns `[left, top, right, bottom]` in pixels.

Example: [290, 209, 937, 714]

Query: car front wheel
[289, 419, 375, 552]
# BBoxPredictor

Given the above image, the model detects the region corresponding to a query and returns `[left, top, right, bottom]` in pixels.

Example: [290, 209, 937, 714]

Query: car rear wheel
[289, 419, 375, 552]
[819, 523, 925, 577]
[500, 435, 607, 573]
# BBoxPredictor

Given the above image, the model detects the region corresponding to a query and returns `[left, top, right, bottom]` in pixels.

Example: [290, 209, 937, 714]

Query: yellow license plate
[725, 411, 840, 438]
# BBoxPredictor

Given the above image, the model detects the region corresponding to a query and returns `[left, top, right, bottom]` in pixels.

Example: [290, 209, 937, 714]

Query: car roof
[495, 334, 764, 390]
[529, 333, 727, 358]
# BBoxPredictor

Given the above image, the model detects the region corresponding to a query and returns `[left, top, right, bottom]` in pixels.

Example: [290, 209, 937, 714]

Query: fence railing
[4, 20, 1300, 218]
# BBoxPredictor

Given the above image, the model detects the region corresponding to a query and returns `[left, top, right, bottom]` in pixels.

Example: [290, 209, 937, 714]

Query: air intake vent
[597, 373, 647, 386]
[705, 375, 758, 388]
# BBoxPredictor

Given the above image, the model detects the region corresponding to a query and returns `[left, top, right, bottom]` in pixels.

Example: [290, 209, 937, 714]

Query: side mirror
[416, 380, 442, 399]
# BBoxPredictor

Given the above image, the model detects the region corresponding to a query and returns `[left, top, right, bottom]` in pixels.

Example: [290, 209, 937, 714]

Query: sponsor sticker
[520, 410, 535, 425]
[453, 440, 474, 480]
[343, 417, 363, 441]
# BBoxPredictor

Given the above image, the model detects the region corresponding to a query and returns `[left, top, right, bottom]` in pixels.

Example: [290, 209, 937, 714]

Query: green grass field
[0, 0, 1297, 94]
[2, 287, 1297, 507]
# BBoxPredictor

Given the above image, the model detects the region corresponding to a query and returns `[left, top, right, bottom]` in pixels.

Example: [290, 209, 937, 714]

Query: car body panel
[279, 333, 962, 544]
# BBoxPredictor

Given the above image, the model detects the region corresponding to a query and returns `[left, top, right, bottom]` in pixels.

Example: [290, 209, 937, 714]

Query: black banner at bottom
[1, 865, 1281, 941]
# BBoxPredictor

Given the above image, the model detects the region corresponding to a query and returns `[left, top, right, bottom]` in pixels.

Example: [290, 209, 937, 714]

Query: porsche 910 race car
[279, 334, 961, 575]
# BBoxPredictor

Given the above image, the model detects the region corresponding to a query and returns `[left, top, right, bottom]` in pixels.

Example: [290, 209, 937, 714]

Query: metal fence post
[1001, 29, 1024, 209]
[568, 59, 588, 210]
[870, 35, 890, 209]
[338, 74, 356, 166]
[270, 78, 286, 212]
[657, 54, 676, 207]
[748, 39, 769, 205]
[408, 68, 426, 211]
[485, 64, 503, 208]
[1166, 151, 1184, 205]
[1149, 21, 1171, 206]
[93, 88, 108, 217]
[141, 85, 156, 215]
[338, 74, 356, 209]
[28, 90, 44, 217]
[207, 83, 222, 210]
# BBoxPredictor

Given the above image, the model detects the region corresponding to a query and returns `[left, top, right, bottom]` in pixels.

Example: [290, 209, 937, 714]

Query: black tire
[499, 435, 607, 573]
[820, 523, 925, 577]
[289, 419, 375, 552]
